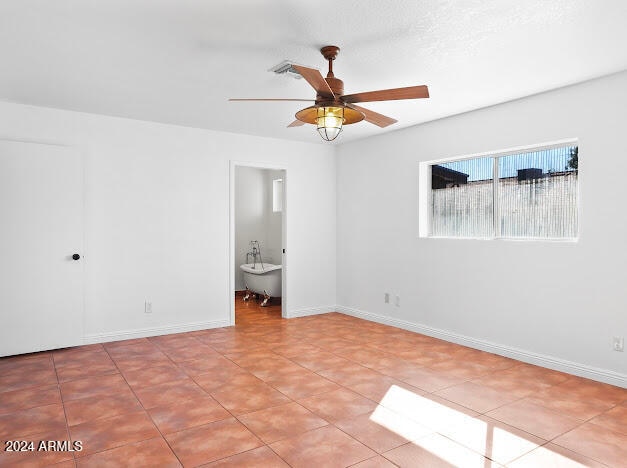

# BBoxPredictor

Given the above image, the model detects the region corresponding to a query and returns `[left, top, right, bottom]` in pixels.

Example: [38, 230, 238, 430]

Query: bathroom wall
[234, 166, 283, 291]
[265, 169, 284, 265]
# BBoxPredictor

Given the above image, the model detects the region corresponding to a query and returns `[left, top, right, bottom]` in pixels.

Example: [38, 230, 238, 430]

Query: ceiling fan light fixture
[316, 106, 344, 141]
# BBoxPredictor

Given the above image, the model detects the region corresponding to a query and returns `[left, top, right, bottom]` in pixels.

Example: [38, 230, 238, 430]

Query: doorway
[229, 162, 287, 325]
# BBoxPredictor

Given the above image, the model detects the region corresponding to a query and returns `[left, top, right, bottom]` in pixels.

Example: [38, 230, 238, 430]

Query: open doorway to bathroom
[230, 162, 286, 324]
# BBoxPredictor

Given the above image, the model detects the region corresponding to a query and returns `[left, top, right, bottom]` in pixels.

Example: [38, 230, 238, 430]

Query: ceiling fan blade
[291, 65, 335, 98]
[351, 104, 398, 128]
[287, 120, 305, 127]
[342, 85, 429, 103]
[229, 98, 314, 102]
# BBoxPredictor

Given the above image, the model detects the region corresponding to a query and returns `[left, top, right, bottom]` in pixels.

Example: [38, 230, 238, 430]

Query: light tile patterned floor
[0, 298, 625, 467]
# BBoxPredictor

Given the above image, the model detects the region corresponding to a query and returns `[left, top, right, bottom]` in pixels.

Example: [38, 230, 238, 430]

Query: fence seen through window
[430, 144, 578, 239]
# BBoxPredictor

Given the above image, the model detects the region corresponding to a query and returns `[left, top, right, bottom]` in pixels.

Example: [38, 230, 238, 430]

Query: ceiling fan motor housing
[321, 76, 344, 98]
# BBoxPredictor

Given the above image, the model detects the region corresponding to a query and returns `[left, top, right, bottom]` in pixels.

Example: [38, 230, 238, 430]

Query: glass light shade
[316, 106, 344, 141]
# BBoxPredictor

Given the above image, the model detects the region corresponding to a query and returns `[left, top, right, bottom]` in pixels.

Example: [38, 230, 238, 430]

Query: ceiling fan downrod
[319, 46, 343, 98]
[321, 45, 339, 78]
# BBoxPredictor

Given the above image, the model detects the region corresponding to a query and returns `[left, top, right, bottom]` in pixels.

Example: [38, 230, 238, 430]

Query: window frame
[419, 139, 580, 242]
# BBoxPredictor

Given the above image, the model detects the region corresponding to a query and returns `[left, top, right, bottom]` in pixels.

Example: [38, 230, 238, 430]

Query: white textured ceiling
[1, 0, 626, 144]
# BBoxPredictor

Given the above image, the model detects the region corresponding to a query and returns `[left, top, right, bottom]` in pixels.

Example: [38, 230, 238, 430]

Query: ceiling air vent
[269, 60, 303, 79]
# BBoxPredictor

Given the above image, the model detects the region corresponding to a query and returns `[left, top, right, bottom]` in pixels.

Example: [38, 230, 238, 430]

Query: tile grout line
[134, 332, 296, 465]
[50, 350, 78, 467]
[213, 306, 297, 467]
[101, 344, 186, 467]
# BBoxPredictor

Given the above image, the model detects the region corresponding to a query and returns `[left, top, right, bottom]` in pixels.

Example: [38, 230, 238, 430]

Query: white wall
[0, 101, 336, 342]
[234, 166, 283, 291]
[336, 71, 627, 384]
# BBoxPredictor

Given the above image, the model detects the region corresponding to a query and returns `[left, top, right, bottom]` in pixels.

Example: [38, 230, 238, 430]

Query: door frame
[229, 160, 288, 325]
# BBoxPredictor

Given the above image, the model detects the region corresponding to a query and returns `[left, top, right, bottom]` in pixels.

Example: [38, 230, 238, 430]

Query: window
[272, 178, 283, 212]
[427, 142, 578, 239]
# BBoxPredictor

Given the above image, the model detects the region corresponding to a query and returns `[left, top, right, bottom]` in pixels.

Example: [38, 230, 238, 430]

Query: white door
[0, 140, 84, 356]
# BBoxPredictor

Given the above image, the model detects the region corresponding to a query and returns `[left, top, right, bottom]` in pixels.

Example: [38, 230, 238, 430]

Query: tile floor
[0, 298, 625, 467]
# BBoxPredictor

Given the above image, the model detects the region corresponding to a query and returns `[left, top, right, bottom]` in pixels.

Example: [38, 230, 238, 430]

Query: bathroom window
[272, 178, 283, 212]
[427, 142, 578, 240]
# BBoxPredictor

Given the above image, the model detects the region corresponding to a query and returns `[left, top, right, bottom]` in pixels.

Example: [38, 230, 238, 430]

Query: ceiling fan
[229, 45, 429, 141]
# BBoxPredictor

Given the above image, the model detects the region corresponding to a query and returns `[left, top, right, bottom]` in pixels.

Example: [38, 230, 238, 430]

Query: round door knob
[72, 254, 81, 261]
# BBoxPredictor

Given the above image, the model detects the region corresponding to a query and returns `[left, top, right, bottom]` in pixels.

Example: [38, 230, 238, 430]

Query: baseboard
[82, 319, 231, 345]
[287, 306, 336, 319]
[335, 305, 627, 388]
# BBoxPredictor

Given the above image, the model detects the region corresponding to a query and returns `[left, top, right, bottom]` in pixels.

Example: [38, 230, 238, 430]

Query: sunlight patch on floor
[372, 385, 557, 466]
[377, 384, 476, 432]
[368, 404, 432, 441]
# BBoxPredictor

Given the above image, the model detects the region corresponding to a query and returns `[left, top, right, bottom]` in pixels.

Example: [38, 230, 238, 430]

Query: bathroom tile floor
[0, 298, 625, 467]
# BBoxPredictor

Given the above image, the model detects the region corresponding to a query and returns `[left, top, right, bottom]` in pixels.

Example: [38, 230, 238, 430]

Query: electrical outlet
[395, 295, 400, 307]
[613, 336, 624, 352]
[384, 293, 390, 304]
[145, 301, 152, 314]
